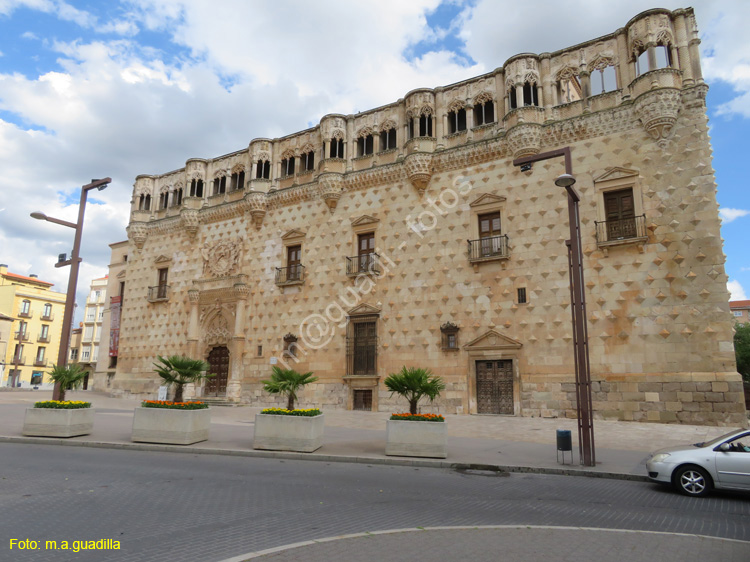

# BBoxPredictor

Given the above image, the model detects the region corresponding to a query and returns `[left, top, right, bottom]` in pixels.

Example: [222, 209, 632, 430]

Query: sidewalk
[0, 389, 742, 479]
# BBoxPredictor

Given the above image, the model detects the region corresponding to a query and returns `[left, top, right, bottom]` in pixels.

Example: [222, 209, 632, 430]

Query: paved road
[1, 444, 749, 562]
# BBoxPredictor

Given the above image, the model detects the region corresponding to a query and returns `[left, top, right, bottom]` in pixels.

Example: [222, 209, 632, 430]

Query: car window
[724, 435, 750, 452]
[699, 429, 749, 448]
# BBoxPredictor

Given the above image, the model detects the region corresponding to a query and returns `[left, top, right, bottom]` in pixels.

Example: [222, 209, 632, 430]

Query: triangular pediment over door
[463, 329, 522, 350]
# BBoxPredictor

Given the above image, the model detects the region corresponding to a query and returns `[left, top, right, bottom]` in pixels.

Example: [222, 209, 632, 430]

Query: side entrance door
[205, 346, 229, 397]
[476, 359, 514, 414]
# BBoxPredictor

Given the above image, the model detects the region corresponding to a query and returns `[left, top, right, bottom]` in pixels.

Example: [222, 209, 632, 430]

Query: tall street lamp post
[513, 149, 595, 467]
[31, 177, 111, 400]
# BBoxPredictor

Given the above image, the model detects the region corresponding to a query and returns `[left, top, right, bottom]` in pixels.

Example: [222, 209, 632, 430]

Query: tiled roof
[2, 272, 54, 286]
[729, 300, 750, 309]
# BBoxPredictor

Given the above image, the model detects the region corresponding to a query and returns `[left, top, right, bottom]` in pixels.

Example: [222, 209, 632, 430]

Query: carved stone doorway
[205, 346, 229, 397]
[476, 359, 514, 414]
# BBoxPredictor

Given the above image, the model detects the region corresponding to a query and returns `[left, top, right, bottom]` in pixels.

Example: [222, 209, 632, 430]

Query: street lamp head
[30, 212, 47, 221]
[554, 173, 576, 188]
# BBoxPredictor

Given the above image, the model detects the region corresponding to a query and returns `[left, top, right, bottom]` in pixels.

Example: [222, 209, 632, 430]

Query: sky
[0, 0, 748, 321]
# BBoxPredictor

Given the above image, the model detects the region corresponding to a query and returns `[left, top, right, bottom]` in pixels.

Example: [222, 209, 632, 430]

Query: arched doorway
[205, 346, 229, 397]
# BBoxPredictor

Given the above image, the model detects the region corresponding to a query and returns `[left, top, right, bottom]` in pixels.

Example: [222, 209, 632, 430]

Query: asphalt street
[1, 443, 749, 562]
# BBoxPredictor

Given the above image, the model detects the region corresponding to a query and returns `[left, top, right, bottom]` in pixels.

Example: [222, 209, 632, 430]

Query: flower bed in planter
[23, 401, 94, 438]
[131, 401, 210, 445]
[385, 413, 447, 458]
[253, 408, 324, 453]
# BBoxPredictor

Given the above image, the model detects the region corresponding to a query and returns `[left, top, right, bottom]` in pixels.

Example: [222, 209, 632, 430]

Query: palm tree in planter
[384, 366, 445, 414]
[153, 355, 213, 403]
[261, 366, 318, 410]
[48, 363, 89, 402]
[384, 367, 447, 458]
[255, 367, 323, 453]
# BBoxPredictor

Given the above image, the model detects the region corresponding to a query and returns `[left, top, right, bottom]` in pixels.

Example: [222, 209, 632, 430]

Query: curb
[0, 435, 649, 482]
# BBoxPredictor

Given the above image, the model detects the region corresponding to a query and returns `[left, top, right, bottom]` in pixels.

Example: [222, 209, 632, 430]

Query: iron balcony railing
[18, 310, 32, 318]
[275, 264, 305, 286]
[37, 334, 50, 343]
[147, 285, 170, 302]
[33, 358, 48, 367]
[595, 214, 647, 244]
[14, 330, 29, 341]
[467, 234, 509, 261]
[40, 312, 54, 321]
[12, 354, 25, 365]
[346, 253, 381, 276]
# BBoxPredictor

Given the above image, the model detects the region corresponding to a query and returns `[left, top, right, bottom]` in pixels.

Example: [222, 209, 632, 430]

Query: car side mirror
[719, 443, 731, 452]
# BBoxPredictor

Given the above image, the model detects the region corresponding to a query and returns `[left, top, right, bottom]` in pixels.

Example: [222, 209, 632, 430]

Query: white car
[646, 428, 750, 496]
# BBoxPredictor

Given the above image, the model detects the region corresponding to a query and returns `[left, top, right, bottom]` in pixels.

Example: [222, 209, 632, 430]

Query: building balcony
[147, 285, 170, 303]
[40, 312, 54, 321]
[14, 331, 29, 342]
[18, 310, 32, 319]
[595, 215, 648, 247]
[275, 265, 305, 287]
[346, 253, 381, 277]
[33, 358, 48, 367]
[11, 354, 25, 365]
[37, 335, 50, 343]
[468, 235, 510, 263]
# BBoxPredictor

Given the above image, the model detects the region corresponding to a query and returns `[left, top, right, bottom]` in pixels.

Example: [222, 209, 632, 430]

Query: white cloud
[728, 280, 748, 301]
[719, 208, 750, 223]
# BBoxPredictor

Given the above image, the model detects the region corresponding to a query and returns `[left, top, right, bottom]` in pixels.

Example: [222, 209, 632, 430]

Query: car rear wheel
[674, 465, 712, 497]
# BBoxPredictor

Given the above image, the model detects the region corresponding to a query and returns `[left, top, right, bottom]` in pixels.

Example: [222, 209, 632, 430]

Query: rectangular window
[735, 311, 744, 317]
[603, 188, 637, 240]
[109, 356, 118, 368]
[287, 245, 302, 281]
[157, 268, 168, 299]
[84, 326, 94, 340]
[70, 349, 79, 360]
[82, 349, 90, 360]
[347, 319, 377, 376]
[257, 345, 263, 357]
[478, 212, 503, 257]
[36, 347, 45, 362]
[517, 287, 527, 304]
[40, 325, 49, 339]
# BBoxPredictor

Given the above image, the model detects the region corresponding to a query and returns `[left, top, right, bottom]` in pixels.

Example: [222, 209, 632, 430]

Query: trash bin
[556, 429, 572, 464]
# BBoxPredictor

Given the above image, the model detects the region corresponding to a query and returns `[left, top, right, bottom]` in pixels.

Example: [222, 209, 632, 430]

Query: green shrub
[260, 408, 322, 417]
[384, 367, 445, 415]
[141, 400, 208, 410]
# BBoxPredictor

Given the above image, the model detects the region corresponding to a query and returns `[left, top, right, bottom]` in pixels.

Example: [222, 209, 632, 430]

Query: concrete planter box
[385, 419, 447, 459]
[22, 407, 94, 438]
[253, 414, 324, 453]
[131, 407, 210, 445]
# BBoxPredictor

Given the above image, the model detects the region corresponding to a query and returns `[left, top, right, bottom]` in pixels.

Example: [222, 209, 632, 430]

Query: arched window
[190, 178, 203, 197]
[379, 127, 396, 151]
[43, 303, 52, 319]
[357, 134, 373, 157]
[213, 176, 226, 195]
[256, 160, 270, 179]
[556, 69, 582, 104]
[523, 81, 539, 106]
[301, 150, 315, 172]
[473, 99, 495, 126]
[171, 188, 183, 207]
[589, 61, 617, 96]
[329, 138, 344, 158]
[419, 113, 433, 137]
[159, 191, 168, 210]
[447, 107, 467, 134]
[20, 300, 30, 315]
[281, 157, 295, 177]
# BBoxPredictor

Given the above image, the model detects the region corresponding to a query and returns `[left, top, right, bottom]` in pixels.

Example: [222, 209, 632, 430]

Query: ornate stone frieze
[404, 152, 434, 196]
[201, 238, 243, 278]
[505, 123, 543, 160]
[634, 88, 681, 145]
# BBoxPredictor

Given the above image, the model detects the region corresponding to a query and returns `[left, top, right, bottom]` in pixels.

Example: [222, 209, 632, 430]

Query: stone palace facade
[113, 7, 746, 425]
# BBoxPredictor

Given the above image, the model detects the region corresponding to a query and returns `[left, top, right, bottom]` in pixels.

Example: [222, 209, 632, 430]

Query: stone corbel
[634, 89, 681, 148]
[404, 152, 433, 197]
[318, 172, 344, 214]
[245, 190, 268, 230]
[180, 208, 199, 239]
[127, 222, 148, 250]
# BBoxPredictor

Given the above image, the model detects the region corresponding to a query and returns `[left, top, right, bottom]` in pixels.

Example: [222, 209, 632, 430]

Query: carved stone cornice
[506, 122, 543, 159]
[127, 221, 148, 249]
[318, 172, 344, 214]
[192, 274, 248, 303]
[180, 208, 199, 239]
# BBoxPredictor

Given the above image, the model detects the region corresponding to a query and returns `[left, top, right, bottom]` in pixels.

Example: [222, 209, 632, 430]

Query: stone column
[536, 85, 543, 108]
[675, 13, 693, 85]
[227, 283, 248, 401]
[688, 35, 703, 83]
[516, 84, 523, 107]
[466, 105, 474, 141]
[541, 55, 553, 119]
[187, 289, 200, 360]
[615, 31, 630, 96]
[580, 68, 591, 112]
[647, 43, 657, 73]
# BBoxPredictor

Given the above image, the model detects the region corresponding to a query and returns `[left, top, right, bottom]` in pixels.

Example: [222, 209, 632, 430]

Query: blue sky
[0, 0, 748, 318]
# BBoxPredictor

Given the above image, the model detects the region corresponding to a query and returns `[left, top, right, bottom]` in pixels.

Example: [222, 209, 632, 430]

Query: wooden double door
[205, 346, 229, 397]
[476, 360, 514, 414]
